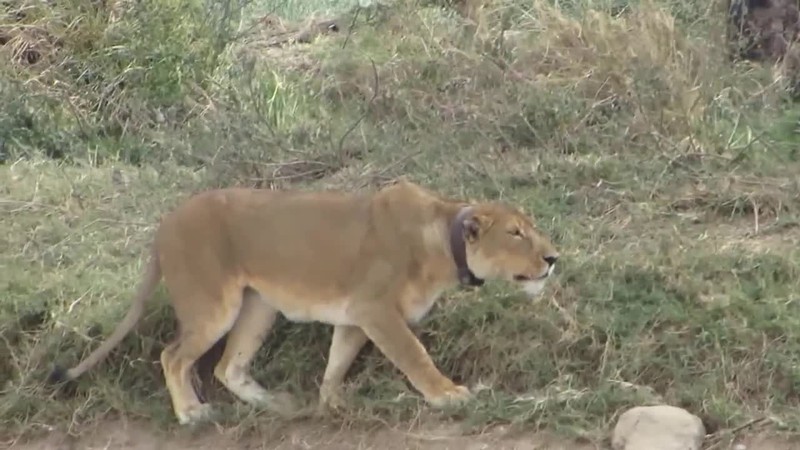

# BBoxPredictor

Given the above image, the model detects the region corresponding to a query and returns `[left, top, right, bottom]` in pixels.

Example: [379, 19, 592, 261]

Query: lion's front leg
[354, 308, 471, 408]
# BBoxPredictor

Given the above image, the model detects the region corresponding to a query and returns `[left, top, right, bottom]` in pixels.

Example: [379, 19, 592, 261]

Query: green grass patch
[3, 0, 800, 443]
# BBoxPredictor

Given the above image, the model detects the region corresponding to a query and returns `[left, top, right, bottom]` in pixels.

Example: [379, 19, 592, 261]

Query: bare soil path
[7, 418, 800, 450]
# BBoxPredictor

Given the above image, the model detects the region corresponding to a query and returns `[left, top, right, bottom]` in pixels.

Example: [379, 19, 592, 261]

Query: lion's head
[459, 204, 559, 297]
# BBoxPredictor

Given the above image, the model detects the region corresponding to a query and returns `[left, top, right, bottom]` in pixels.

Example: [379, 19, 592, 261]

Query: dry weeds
[2, 0, 800, 447]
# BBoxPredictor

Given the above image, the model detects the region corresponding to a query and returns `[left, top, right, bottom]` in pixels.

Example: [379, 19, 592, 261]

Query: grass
[3, 0, 800, 444]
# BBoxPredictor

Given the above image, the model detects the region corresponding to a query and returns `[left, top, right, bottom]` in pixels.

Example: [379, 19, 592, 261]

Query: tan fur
[56, 180, 559, 425]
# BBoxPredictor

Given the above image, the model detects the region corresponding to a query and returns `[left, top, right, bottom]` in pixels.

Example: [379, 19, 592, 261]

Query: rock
[611, 405, 706, 450]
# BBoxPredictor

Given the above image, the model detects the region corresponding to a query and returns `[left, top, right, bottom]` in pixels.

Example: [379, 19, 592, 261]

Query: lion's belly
[246, 277, 449, 327]
[247, 283, 356, 326]
[278, 300, 354, 326]
[264, 291, 443, 326]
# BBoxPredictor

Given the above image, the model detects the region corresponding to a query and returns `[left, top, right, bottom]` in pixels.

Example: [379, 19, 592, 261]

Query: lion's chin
[522, 280, 547, 298]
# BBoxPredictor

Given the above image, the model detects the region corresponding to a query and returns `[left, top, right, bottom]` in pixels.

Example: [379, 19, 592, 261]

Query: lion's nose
[543, 255, 558, 266]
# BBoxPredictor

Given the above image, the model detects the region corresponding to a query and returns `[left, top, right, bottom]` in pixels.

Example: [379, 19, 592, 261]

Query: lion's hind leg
[213, 288, 298, 415]
[160, 282, 243, 426]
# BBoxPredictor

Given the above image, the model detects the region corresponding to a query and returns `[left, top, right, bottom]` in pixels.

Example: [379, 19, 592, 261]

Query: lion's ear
[463, 214, 492, 242]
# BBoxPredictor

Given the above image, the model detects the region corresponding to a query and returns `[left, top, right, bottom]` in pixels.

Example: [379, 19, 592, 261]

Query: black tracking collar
[448, 207, 485, 287]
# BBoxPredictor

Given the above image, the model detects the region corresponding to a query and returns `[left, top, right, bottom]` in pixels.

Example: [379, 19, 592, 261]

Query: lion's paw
[177, 403, 216, 426]
[263, 390, 302, 417]
[318, 385, 348, 414]
[426, 384, 472, 408]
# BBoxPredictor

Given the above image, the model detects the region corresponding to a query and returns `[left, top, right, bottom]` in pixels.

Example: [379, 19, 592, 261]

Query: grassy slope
[3, 0, 800, 442]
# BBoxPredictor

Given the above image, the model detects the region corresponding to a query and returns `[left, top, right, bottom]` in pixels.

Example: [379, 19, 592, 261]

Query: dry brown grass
[2, 0, 800, 446]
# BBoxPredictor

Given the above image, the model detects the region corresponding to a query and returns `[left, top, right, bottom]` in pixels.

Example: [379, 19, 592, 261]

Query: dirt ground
[7, 417, 800, 450]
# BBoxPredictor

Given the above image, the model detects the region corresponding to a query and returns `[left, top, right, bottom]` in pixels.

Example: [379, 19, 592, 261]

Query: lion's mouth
[513, 272, 549, 282]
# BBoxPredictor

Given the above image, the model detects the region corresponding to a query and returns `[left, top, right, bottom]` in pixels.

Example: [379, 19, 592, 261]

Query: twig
[342, 6, 362, 50]
[335, 57, 379, 157]
[357, 150, 425, 189]
[751, 196, 760, 235]
[704, 417, 771, 449]
[263, 18, 343, 47]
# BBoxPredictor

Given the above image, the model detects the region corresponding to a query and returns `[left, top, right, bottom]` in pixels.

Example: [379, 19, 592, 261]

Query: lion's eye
[509, 228, 524, 238]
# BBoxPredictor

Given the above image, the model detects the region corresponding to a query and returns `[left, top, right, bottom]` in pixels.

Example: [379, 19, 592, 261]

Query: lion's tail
[49, 245, 162, 384]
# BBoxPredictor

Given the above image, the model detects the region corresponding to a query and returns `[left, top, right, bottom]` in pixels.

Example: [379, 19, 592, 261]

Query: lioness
[51, 180, 559, 425]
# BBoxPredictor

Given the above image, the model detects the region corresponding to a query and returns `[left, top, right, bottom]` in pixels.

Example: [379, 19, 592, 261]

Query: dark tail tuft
[47, 365, 80, 398]
[47, 365, 70, 385]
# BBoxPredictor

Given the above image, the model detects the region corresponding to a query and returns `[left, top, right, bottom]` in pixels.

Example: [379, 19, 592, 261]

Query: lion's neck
[447, 205, 484, 287]
[419, 201, 480, 288]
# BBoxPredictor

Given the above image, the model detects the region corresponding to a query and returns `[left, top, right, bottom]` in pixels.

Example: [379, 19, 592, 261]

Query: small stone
[611, 405, 706, 450]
